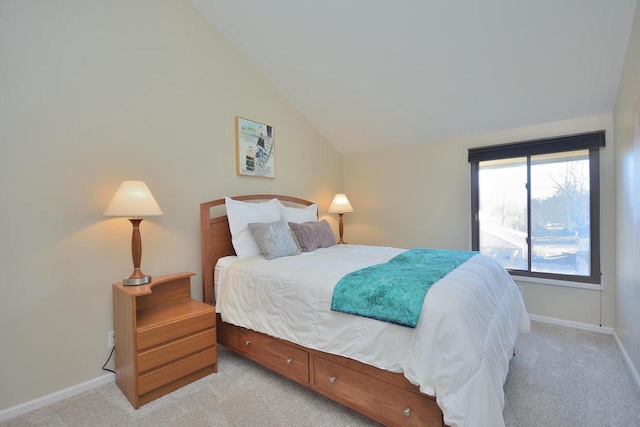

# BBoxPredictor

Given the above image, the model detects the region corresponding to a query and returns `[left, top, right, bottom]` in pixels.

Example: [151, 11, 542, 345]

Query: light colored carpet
[503, 321, 640, 427]
[2, 321, 639, 427]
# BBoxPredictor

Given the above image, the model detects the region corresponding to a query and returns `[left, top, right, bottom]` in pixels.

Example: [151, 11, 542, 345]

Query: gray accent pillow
[248, 220, 301, 260]
[288, 220, 336, 252]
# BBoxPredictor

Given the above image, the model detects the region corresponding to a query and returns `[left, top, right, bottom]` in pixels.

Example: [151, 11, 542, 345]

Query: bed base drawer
[216, 317, 444, 426]
[236, 328, 309, 385]
[313, 357, 442, 427]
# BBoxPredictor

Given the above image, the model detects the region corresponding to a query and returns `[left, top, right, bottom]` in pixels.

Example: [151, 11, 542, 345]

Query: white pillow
[278, 200, 317, 223]
[225, 197, 281, 258]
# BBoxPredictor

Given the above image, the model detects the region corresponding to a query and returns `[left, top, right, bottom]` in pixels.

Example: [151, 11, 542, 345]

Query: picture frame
[235, 116, 275, 178]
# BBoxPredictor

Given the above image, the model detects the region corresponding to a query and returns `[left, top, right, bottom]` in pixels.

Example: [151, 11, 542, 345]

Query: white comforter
[217, 244, 530, 427]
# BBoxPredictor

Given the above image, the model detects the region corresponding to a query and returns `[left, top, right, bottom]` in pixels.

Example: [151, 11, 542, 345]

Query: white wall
[0, 0, 343, 411]
[345, 114, 616, 327]
[613, 0, 640, 385]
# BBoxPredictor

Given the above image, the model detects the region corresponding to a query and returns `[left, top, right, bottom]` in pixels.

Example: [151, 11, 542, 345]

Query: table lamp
[328, 193, 353, 244]
[104, 180, 163, 286]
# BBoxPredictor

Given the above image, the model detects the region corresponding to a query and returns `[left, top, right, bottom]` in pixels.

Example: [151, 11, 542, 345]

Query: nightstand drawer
[137, 328, 216, 373]
[138, 346, 216, 395]
[137, 301, 215, 350]
[237, 329, 309, 384]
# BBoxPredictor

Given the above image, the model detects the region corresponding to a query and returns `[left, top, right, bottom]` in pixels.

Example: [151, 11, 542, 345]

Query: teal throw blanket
[330, 248, 477, 328]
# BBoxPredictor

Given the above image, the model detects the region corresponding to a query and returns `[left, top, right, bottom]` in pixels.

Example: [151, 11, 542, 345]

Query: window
[469, 131, 604, 284]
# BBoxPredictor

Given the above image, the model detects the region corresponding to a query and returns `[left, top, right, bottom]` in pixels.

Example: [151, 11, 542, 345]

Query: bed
[200, 195, 530, 427]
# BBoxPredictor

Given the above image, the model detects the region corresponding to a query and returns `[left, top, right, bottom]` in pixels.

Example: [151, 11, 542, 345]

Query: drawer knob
[286, 358, 293, 365]
[245, 340, 251, 346]
[329, 376, 336, 384]
[403, 408, 411, 417]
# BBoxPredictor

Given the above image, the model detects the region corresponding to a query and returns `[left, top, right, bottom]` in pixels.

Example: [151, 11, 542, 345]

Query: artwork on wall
[235, 117, 275, 178]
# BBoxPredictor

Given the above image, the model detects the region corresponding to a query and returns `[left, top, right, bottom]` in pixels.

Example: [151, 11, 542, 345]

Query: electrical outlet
[108, 331, 115, 349]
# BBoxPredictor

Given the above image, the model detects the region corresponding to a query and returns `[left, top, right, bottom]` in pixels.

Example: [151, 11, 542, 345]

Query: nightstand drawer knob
[286, 358, 293, 365]
[245, 340, 251, 346]
[403, 408, 411, 417]
[329, 376, 336, 384]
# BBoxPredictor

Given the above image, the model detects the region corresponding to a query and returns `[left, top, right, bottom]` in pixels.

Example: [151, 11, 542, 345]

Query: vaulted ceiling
[189, 0, 637, 155]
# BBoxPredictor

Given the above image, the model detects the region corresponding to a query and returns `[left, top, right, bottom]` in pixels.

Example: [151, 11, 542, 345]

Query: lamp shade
[328, 193, 353, 213]
[104, 181, 163, 217]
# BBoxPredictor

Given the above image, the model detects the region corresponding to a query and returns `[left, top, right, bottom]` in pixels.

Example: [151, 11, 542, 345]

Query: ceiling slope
[189, 0, 637, 155]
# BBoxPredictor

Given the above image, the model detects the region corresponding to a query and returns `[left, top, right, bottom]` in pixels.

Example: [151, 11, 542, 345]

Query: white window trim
[512, 274, 602, 291]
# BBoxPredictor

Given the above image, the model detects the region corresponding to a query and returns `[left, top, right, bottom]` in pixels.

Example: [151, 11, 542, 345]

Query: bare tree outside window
[476, 150, 593, 277]
[530, 152, 590, 275]
[470, 131, 603, 284]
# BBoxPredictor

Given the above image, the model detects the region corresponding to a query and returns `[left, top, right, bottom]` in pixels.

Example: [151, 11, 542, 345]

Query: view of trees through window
[478, 149, 590, 276]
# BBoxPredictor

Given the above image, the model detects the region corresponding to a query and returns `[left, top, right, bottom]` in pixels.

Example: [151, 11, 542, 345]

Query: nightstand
[112, 272, 216, 408]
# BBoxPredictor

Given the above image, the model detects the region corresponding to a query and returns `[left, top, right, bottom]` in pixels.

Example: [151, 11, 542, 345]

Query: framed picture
[235, 116, 275, 178]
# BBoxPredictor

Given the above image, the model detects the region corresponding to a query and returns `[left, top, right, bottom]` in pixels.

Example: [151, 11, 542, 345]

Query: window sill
[511, 274, 602, 291]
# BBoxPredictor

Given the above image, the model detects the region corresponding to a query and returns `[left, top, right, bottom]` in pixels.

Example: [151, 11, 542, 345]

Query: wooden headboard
[199, 194, 314, 305]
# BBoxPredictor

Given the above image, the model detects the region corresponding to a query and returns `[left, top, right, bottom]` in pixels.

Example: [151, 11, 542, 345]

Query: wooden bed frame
[200, 195, 445, 427]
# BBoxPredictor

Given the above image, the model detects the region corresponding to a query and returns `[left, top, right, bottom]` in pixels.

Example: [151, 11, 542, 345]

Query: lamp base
[123, 275, 152, 286]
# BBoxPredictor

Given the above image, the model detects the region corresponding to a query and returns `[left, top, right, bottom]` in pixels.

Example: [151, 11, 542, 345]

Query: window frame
[469, 131, 605, 284]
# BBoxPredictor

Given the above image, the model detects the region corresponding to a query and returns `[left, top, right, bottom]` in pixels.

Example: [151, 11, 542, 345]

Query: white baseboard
[0, 372, 115, 422]
[612, 330, 640, 393]
[528, 313, 613, 334]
